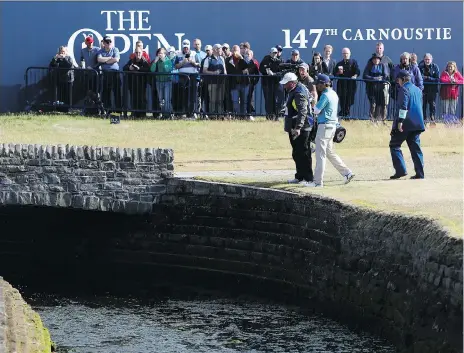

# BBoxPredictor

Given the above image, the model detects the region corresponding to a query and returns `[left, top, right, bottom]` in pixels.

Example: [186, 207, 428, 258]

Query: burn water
[23, 289, 396, 353]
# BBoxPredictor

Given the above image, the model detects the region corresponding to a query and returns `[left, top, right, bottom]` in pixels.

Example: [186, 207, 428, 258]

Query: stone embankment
[0, 277, 53, 353]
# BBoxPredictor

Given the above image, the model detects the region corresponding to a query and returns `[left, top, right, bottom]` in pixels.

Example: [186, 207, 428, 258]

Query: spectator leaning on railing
[97, 36, 122, 114]
[418, 53, 440, 125]
[439, 61, 464, 119]
[151, 47, 174, 118]
[363, 53, 390, 123]
[123, 48, 150, 118]
[49, 45, 76, 112]
[333, 47, 360, 118]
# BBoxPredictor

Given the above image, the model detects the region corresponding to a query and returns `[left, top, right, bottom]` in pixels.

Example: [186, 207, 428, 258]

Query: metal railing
[23, 66, 463, 122]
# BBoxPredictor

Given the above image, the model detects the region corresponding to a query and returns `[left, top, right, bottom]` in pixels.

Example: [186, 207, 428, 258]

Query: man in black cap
[389, 70, 425, 179]
[97, 36, 123, 114]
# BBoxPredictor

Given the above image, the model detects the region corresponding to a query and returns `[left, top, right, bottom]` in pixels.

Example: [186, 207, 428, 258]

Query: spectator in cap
[80, 35, 99, 69]
[275, 45, 284, 60]
[307, 73, 355, 188]
[334, 47, 360, 118]
[97, 36, 123, 114]
[363, 53, 390, 123]
[310, 52, 329, 79]
[286, 49, 304, 65]
[202, 44, 227, 117]
[280, 72, 314, 185]
[222, 43, 231, 59]
[174, 39, 199, 119]
[297, 63, 318, 106]
[389, 69, 426, 180]
[259, 47, 283, 120]
[78, 35, 100, 103]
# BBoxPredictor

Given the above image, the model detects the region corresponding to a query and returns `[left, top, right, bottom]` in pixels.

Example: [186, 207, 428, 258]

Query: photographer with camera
[306, 74, 355, 188]
[280, 72, 314, 185]
[259, 47, 283, 120]
[389, 70, 425, 180]
[174, 39, 199, 119]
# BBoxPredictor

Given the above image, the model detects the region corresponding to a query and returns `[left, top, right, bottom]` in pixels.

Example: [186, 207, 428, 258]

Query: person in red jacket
[439, 61, 463, 119]
[129, 40, 151, 62]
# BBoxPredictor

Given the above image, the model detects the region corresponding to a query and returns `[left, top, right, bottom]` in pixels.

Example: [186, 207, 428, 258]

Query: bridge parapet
[0, 143, 174, 214]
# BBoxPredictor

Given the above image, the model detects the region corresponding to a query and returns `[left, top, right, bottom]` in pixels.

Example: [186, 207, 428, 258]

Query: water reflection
[28, 294, 395, 353]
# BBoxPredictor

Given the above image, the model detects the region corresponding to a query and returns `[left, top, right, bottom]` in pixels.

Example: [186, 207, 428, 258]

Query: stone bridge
[0, 143, 173, 213]
[0, 143, 462, 353]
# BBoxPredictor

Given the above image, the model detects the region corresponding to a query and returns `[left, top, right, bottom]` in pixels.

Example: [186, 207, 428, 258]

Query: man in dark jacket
[225, 45, 251, 119]
[418, 53, 440, 125]
[334, 47, 360, 118]
[49, 46, 75, 112]
[259, 47, 283, 120]
[123, 48, 151, 118]
[389, 70, 426, 180]
[280, 72, 314, 184]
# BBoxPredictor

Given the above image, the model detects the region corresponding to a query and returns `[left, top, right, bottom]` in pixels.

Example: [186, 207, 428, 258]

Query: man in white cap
[280, 72, 314, 185]
[307, 74, 355, 187]
[174, 39, 199, 119]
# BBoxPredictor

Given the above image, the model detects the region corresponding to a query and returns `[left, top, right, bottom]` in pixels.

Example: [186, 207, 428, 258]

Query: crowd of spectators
[47, 35, 463, 122]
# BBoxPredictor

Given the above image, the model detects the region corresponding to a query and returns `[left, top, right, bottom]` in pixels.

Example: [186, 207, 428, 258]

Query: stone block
[101, 161, 116, 171]
[43, 173, 60, 184]
[49, 185, 65, 192]
[119, 162, 136, 170]
[71, 194, 84, 208]
[17, 192, 32, 205]
[123, 178, 142, 185]
[26, 159, 41, 166]
[83, 195, 100, 210]
[99, 197, 113, 211]
[103, 182, 122, 190]
[146, 184, 166, 194]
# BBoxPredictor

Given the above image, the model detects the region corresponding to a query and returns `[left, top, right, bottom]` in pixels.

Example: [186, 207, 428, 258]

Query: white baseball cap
[205, 45, 213, 51]
[182, 39, 190, 47]
[270, 47, 278, 53]
[279, 72, 298, 85]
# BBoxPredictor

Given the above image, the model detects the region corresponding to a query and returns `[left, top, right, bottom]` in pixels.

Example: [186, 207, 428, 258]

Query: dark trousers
[263, 84, 279, 115]
[102, 71, 122, 112]
[422, 92, 437, 121]
[247, 83, 256, 114]
[337, 81, 356, 117]
[179, 76, 198, 114]
[151, 78, 160, 112]
[289, 130, 313, 182]
[129, 86, 147, 117]
[389, 130, 424, 178]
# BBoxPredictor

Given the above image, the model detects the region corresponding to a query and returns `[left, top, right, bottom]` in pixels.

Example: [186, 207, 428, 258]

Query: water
[28, 294, 396, 353]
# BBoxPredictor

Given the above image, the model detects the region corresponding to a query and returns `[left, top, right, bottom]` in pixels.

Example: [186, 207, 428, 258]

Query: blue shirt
[97, 47, 120, 71]
[396, 81, 425, 132]
[80, 47, 99, 69]
[314, 88, 339, 124]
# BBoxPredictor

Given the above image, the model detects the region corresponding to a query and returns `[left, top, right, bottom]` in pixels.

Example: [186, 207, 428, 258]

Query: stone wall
[0, 143, 173, 214]
[0, 277, 53, 353]
[0, 177, 462, 353]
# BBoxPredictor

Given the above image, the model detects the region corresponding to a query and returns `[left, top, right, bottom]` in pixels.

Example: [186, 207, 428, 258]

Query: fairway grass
[0, 114, 462, 237]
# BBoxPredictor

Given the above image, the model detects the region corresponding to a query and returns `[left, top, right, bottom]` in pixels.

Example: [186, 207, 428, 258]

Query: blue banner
[0, 1, 462, 112]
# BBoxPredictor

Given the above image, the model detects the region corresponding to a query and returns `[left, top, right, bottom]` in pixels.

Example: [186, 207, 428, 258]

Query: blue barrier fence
[24, 67, 463, 122]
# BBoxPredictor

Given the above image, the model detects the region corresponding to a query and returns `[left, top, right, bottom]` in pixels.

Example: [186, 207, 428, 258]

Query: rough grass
[0, 114, 462, 236]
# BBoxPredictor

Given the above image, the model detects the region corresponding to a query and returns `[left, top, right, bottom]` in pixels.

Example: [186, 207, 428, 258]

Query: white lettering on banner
[67, 11, 185, 64]
[297, 27, 452, 44]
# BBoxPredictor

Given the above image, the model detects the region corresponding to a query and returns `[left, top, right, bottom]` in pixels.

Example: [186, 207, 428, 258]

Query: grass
[0, 113, 462, 237]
